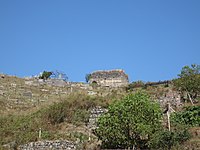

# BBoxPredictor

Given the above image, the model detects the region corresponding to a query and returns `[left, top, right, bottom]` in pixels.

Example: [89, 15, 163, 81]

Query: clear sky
[0, 0, 200, 82]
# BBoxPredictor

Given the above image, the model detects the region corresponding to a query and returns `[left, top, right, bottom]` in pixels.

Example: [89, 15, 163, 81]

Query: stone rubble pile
[18, 140, 76, 150]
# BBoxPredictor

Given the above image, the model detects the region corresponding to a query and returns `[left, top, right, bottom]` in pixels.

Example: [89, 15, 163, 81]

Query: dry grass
[0, 74, 199, 149]
[0, 75, 122, 148]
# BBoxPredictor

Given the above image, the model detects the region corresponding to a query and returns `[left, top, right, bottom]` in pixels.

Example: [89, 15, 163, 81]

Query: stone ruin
[87, 106, 108, 130]
[158, 89, 182, 108]
[88, 69, 129, 87]
[18, 140, 76, 150]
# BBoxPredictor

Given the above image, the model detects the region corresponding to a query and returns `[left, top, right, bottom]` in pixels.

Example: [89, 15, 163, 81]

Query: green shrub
[173, 64, 200, 103]
[95, 92, 192, 149]
[39, 71, 52, 80]
[172, 106, 200, 127]
[150, 128, 190, 150]
[96, 92, 162, 149]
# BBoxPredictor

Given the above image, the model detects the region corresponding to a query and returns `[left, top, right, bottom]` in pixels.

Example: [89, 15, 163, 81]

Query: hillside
[0, 74, 199, 150]
[0, 74, 123, 114]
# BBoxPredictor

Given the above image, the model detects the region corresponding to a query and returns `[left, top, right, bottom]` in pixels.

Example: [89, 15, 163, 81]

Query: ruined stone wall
[18, 140, 76, 150]
[89, 69, 129, 87]
[87, 106, 108, 130]
[90, 77, 128, 87]
[25, 78, 68, 87]
[158, 89, 182, 108]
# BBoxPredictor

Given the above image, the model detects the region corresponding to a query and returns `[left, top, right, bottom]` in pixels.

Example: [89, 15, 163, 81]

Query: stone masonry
[18, 140, 76, 150]
[87, 106, 108, 130]
[158, 89, 182, 108]
[89, 69, 129, 87]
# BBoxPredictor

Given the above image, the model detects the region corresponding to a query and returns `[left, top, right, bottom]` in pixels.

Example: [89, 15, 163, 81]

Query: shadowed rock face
[89, 69, 129, 87]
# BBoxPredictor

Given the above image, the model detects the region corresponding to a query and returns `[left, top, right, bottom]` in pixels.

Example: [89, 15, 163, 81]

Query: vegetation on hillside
[172, 105, 200, 127]
[95, 92, 191, 150]
[0, 94, 108, 149]
[173, 64, 200, 104]
[39, 71, 52, 80]
[96, 92, 162, 149]
[126, 80, 145, 90]
[0, 64, 199, 149]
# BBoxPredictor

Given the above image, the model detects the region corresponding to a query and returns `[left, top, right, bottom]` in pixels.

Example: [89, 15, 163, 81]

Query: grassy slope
[0, 74, 199, 149]
[0, 75, 124, 149]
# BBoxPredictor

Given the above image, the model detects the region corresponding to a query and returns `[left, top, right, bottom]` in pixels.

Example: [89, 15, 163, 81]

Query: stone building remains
[88, 69, 129, 87]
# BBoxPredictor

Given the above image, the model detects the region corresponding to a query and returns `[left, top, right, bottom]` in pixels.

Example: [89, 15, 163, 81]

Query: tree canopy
[173, 64, 200, 103]
[95, 92, 162, 149]
[39, 71, 52, 80]
[95, 92, 191, 149]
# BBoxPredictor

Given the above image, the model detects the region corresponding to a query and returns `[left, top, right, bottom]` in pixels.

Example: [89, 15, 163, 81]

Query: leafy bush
[150, 128, 190, 150]
[95, 92, 192, 149]
[173, 64, 200, 103]
[39, 71, 52, 80]
[172, 106, 200, 127]
[96, 92, 162, 149]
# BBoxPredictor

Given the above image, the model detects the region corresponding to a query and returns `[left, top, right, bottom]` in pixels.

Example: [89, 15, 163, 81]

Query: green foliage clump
[173, 64, 200, 103]
[172, 106, 200, 127]
[96, 92, 162, 149]
[39, 71, 52, 80]
[150, 127, 190, 150]
[95, 92, 192, 149]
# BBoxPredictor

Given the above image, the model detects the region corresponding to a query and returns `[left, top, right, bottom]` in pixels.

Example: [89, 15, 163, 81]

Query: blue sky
[0, 0, 199, 82]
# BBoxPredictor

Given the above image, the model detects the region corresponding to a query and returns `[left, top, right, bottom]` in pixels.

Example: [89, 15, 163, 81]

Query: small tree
[39, 71, 52, 80]
[96, 92, 162, 149]
[173, 64, 200, 104]
[85, 74, 91, 83]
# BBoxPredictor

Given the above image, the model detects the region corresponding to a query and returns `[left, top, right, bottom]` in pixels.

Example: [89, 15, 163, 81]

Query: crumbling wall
[89, 69, 129, 87]
[158, 89, 182, 108]
[18, 140, 76, 150]
[87, 106, 108, 130]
